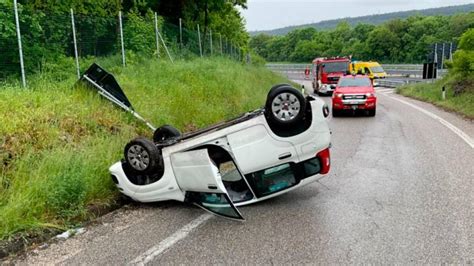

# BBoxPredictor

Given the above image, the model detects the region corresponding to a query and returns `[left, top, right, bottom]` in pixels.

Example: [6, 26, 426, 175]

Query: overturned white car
[82, 64, 331, 220]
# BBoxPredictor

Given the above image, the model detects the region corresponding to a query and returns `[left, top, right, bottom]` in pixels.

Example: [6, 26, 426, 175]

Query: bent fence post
[157, 30, 174, 63]
[119, 11, 126, 67]
[197, 24, 203, 58]
[13, 0, 26, 87]
[154, 12, 160, 58]
[70, 9, 80, 79]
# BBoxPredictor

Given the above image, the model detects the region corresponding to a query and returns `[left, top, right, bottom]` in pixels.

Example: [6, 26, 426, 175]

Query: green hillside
[251, 4, 474, 36]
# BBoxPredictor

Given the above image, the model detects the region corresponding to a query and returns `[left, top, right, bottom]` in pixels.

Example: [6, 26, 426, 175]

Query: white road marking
[386, 95, 474, 149]
[129, 214, 212, 265]
[376, 88, 394, 93]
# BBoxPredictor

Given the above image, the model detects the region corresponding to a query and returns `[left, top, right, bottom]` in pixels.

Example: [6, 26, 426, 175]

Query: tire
[124, 137, 162, 174]
[270, 83, 293, 92]
[368, 109, 376, 117]
[153, 125, 181, 143]
[265, 85, 306, 126]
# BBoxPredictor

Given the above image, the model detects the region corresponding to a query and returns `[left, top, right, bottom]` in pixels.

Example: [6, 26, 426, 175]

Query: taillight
[316, 147, 331, 174]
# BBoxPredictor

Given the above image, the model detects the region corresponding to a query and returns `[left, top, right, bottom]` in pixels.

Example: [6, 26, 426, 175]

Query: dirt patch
[452, 79, 474, 96]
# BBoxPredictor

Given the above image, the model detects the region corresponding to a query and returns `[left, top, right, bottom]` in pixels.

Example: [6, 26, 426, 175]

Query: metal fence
[0, 2, 243, 86]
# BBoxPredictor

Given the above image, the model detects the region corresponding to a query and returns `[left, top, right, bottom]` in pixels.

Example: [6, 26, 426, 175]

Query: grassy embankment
[0, 57, 288, 242]
[398, 74, 474, 119]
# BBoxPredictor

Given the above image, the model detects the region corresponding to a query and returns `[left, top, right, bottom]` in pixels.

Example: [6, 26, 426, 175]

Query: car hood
[335, 86, 374, 94]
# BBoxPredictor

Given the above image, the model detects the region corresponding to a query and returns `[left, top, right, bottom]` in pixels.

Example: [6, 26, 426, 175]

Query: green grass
[398, 74, 474, 119]
[0, 57, 288, 240]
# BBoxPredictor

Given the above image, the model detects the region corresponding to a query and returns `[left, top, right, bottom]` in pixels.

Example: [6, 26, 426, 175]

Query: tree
[453, 28, 474, 75]
[366, 26, 399, 62]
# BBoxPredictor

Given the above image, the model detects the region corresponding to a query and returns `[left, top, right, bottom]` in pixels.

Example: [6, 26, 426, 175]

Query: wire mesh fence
[0, 3, 244, 86]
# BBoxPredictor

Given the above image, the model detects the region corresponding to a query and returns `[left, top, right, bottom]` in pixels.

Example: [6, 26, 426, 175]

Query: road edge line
[386, 95, 474, 149]
[129, 214, 212, 265]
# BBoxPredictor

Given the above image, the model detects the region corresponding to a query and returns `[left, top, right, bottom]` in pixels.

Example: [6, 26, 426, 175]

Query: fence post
[157, 30, 174, 63]
[441, 43, 445, 70]
[197, 24, 203, 58]
[219, 34, 223, 55]
[209, 30, 213, 56]
[70, 9, 80, 79]
[449, 42, 453, 61]
[154, 12, 160, 58]
[13, 0, 26, 87]
[179, 18, 183, 50]
[432, 43, 437, 80]
[119, 11, 126, 67]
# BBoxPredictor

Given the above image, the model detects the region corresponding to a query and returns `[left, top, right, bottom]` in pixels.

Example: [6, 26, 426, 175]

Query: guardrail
[377, 79, 423, 88]
[266, 63, 447, 79]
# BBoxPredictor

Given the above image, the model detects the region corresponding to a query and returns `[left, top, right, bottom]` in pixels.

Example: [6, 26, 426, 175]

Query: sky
[241, 0, 474, 31]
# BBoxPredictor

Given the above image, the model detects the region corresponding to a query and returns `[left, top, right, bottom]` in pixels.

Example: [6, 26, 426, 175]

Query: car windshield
[338, 77, 372, 87]
[370, 66, 385, 73]
[323, 62, 349, 73]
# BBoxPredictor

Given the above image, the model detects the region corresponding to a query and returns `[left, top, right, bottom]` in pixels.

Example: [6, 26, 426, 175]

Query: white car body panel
[110, 98, 331, 217]
[227, 123, 297, 174]
[170, 149, 225, 193]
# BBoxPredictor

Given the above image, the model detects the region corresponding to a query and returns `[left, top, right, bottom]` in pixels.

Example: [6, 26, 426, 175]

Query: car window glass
[220, 161, 253, 203]
[187, 192, 244, 220]
[323, 62, 349, 73]
[245, 163, 297, 197]
[338, 78, 372, 87]
[370, 66, 385, 73]
[303, 158, 321, 177]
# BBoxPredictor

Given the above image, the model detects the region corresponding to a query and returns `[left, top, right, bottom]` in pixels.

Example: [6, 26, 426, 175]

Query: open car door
[170, 149, 244, 221]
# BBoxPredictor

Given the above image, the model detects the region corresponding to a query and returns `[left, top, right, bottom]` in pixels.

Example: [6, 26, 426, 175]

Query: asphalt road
[9, 82, 474, 264]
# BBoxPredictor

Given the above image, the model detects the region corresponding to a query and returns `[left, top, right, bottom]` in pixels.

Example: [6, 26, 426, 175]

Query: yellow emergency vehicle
[350, 61, 387, 79]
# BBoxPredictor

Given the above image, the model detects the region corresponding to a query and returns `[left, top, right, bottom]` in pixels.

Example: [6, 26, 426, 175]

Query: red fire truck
[312, 57, 351, 95]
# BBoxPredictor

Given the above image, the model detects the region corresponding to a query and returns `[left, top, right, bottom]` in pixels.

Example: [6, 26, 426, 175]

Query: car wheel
[266, 85, 306, 126]
[124, 137, 162, 174]
[153, 125, 181, 143]
[368, 109, 376, 117]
